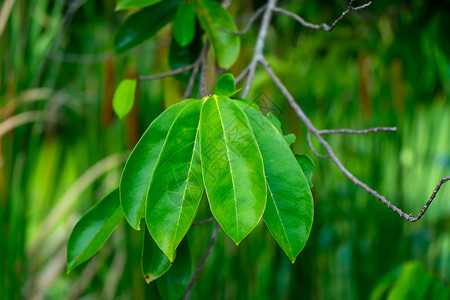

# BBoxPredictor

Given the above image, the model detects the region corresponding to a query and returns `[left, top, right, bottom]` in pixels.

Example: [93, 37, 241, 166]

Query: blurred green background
[1, 0, 449, 299]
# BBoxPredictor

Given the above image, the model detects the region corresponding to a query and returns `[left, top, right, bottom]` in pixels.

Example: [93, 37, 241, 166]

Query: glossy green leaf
[120, 99, 195, 230]
[169, 29, 203, 82]
[146, 100, 204, 262]
[67, 189, 123, 273]
[113, 79, 137, 119]
[200, 95, 266, 245]
[173, 2, 196, 47]
[115, 0, 180, 54]
[195, 1, 240, 69]
[213, 73, 240, 97]
[236, 101, 314, 263]
[157, 240, 192, 300]
[295, 154, 315, 188]
[116, 0, 162, 10]
[142, 226, 172, 283]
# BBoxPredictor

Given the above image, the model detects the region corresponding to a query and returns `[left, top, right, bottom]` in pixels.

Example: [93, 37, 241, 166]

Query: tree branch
[218, 4, 267, 35]
[318, 127, 397, 135]
[260, 57, 449, 222]
[199, 56, 207, 98]
[273, 1, 372, 32]
[183, 223, 219, 300]
[242, 0, 278, 98]
[139, 63, 195, 81]
[307, 131, 330, 159]
[192, 217, 215, 226]
[183, 42, 209, 99]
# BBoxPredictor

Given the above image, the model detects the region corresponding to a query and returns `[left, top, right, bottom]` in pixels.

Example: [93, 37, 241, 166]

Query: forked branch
[273, 0, 372, 32]
[260, 57, 449, 223]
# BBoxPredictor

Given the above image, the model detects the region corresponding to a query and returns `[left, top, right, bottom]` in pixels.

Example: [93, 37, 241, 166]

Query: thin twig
[184, 42, 209, 99]
[183, 63, 200, 99]
[273, 0, 372, 32]
[219, 5, 267, 35]
[242, 0, 278, 98]
[307, 131, 329, 159]
[139, 63, 195, 81]
[319, 127, 397, 135]
[235, 66, 250, 84]
[199, 55, 207, 98]
[192, 217, 215, 226]
[260, 57, 449, 222]
[183, 223, 219, 300]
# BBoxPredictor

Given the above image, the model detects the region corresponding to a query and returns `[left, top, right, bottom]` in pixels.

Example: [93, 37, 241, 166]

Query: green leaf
[213, 73, 240, 97]
[200, 95, 266, 245]
[115, 0, 180, 54]
[146, 100, 204, 262]
[236, 101, 314, 263]
[173, 2, 196, 47]
[169, 29, 203, 82]
[295, 154, 315, 188]
[157, 240, 192, 300]
[195, 1, 240, 69]
[142, 226, 172, 283]
[113, 79, 137, 119]
[67, 189, 123, 273]
[120, 99, 195, 230]
[116, 0, 162, 10]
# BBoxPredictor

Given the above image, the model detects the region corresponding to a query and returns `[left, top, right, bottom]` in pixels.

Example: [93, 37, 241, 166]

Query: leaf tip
[144, 274, 153, 284]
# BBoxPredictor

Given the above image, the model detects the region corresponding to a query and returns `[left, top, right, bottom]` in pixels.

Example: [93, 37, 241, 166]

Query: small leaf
[67, 189, 123, 273]
[295, 154, 315, 188]
[195, 1, 240, 69]
[173, 2, 196, 47]
[146, 100, 204, 262]
[142, 226, 172, 283]
[113, 79, 137, 119]
[120, 99, 195, 230]
[284, 134, 296, 146]
[115, 0, 180, 54]
[236, 101, 314, 263]
[200, 95, 266, 245]
[213, 73, 240, 97]
[157, 240, 192, 300]
[116, 0, 162, 10]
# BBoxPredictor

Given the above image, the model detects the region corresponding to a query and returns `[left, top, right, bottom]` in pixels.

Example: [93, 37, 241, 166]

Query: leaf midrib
[173, 127, 200, 249]
[214, 95, 239, 236]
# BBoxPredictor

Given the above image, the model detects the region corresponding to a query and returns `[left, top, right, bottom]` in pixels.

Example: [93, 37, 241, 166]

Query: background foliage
[1, 0, 450, 299]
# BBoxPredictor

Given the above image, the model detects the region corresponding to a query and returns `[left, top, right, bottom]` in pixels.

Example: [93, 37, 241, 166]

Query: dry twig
[273, 0, 372, 32]
[260, 56, 449, 223]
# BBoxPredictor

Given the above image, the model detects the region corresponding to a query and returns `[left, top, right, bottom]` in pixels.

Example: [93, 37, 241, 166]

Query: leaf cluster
[67, 75, 315, 298]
